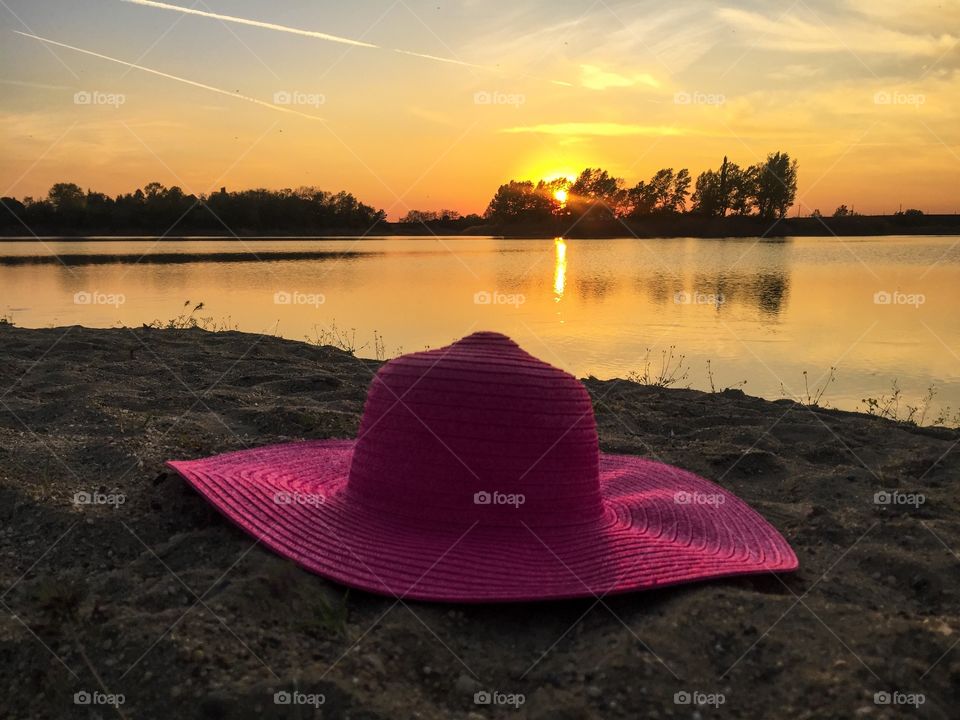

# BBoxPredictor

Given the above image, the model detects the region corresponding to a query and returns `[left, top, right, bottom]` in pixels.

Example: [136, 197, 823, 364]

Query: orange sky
[1, 0, 958, 219]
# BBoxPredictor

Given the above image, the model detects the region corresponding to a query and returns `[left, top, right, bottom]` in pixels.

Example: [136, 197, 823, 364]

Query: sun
[553, 189, 569, 204]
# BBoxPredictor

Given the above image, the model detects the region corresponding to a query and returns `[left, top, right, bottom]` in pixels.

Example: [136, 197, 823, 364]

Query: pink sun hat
[167, 331, 797, 602]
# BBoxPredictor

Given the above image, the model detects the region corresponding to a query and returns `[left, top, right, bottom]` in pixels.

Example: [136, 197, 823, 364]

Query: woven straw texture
[168, 332, 797, 602]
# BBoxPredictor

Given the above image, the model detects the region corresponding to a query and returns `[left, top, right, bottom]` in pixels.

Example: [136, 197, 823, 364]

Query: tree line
[0, 182, 387, 233]
[1, 155, 935, 237]
[484, 152, 799, 224]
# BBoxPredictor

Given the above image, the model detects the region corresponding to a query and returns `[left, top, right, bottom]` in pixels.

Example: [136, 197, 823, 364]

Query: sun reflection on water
[553, 237, 567, 299]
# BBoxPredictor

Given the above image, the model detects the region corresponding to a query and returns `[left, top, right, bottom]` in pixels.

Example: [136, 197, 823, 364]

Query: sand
[0, 325, 957, 719]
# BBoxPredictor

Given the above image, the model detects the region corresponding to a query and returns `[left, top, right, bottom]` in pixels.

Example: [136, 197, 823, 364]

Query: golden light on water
[553, 237, 567, 298]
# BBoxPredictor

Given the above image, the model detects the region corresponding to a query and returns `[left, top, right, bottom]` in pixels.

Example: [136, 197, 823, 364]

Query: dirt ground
[0, 325, 958, 719]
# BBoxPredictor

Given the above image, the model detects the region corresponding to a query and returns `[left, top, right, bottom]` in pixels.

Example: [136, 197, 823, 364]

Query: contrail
[124, 0, 484, 69]
[121, 0, 377, 48]
[392, 49, 485, 69]
[12, 31, 323, 120]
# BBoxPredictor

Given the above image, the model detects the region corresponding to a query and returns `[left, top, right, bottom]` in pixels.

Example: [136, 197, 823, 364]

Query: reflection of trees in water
[489, 247, 790, 314]
[640, 272, 676, 305]
[692, 270, 790, 315]
[636, 270, 790, 315]
[494, 268, 620, 301]
[492, 271, 530, 293]
[575, 275, 617, 302]
[753, 273, 789, 315]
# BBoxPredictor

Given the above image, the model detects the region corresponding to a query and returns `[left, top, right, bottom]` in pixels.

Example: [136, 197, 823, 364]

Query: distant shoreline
[2, 214, 959, 240]
[0, 249, 373, 266]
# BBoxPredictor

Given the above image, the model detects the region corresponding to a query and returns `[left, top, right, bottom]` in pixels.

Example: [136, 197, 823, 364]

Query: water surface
[2, 235, 958, 422]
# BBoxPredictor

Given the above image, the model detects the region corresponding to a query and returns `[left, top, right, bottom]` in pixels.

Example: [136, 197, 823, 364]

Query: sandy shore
[1, 325, 958, 719]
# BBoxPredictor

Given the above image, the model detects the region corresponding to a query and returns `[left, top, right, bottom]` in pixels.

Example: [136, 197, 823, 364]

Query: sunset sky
[1, 0, 958, 219]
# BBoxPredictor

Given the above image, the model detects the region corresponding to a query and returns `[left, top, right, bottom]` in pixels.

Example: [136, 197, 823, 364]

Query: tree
[752, 151, 798, 219]
[624, 181, 652, 217]
[691, 157, 752, 217]
[691, 170, 724, 216]
[668, 168, 691, 213]
[721, 162, 755, 216]
[568, 168, 623, 220]
[623, 168, 690, 216]
[401, 210, 440, 223]
[647, 169, 675, 211]
[47, 183, 86, 214]
[832, 204, 851, 217]
[484, 180, 556, 223]
[0, 197, 26, 219]
[143, 181, 167, 201]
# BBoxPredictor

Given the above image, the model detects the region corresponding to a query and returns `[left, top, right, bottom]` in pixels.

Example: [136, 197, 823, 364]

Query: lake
[2, 235, 959, 423]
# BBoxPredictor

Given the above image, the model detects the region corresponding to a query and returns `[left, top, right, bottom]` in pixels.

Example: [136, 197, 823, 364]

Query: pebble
[363, 653, 385, 674]
[455, 674, 480, 694]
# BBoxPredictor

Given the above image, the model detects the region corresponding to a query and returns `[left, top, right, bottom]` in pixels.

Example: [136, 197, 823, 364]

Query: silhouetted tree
[669, 168, 691, 212]
[568, 168, 623, 221]
[2, 182, 385, 233]
[47, 182, 86, 225]
[485, 180, 556, 223]
[691, 170, 724, 216]
[752, 152, 798, 219]
[624, 168, 690, 216]
[401, 210, 440, 223]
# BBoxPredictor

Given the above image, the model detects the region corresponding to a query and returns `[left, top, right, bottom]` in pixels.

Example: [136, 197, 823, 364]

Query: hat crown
[346, 332, 603, 527]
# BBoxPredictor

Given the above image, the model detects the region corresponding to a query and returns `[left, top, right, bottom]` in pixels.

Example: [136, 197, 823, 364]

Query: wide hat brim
[168, 439, 797, 603]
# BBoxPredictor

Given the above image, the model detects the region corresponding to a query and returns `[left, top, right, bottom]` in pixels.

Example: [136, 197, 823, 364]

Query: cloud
[502, 122, 683, 137]
[579, 65, 659, 91]
[767, 64, 826, 80]
[716, 7, 957, 57]
[844, 0, 960, 34]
